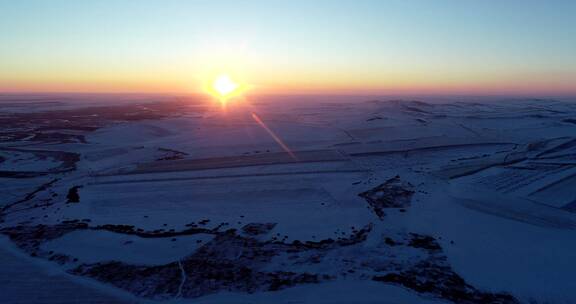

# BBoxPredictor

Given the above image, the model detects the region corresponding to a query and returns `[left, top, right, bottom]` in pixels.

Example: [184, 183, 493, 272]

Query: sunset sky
[1, 0, 575, 95]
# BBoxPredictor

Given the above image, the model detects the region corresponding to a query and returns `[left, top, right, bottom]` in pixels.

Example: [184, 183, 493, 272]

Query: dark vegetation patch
[1, 178, 59, 214]
[242, 223, 276, 236]
[156, 148, 189, 161]
[0, 171, 50, 178]
[373, 234, 518, 303]
[0, 221, 517, 303]
[0, 222, 88, 263]
[408, 233, 442, 251]
[0, 148, 80, 178]
[73, 261, 183, 299]
[358, 176, 415, 219]
[0, 101, 193, 149]
[73, 260, 323, 299]
[93, 223, 217, 238]
[0, 101, 191, 178]
[373, 260, 518, 304]
[69, 225, 374, 299]
[66, 186, 83, 203]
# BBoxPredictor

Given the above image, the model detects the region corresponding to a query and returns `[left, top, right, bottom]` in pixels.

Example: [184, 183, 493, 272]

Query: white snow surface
[2, 94, 576, 303]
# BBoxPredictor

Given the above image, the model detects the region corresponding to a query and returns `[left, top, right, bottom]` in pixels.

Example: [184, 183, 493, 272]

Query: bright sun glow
[212, 74, 239, 98]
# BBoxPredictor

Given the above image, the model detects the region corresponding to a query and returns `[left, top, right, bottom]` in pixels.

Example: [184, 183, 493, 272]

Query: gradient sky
[1, 0, 575, 95]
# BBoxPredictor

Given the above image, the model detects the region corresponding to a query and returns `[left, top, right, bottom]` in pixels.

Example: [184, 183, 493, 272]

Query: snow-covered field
[1, 94, 576, 303]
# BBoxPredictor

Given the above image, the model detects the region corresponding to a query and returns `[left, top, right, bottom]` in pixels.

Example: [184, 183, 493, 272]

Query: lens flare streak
[250, 112, 297, 160]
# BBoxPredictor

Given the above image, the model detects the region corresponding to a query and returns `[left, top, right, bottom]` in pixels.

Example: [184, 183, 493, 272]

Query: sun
[212, 74, 239, 98]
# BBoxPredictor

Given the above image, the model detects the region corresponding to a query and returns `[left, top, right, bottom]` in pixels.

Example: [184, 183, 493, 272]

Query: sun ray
[251, 112, 297, 160]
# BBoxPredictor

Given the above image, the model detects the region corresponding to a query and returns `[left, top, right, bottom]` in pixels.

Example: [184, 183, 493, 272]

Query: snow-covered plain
[1, 94, 576, 303]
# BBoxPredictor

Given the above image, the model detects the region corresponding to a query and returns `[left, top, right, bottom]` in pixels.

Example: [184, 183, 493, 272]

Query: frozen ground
[1, 93, 576, 303]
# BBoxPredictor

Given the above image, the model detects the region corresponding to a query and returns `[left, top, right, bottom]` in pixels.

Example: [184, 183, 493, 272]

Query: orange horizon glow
[2, 67, 575, 97]
[2, 54, 575, 96]
[2, 79, 575, 97]
[1, 63, 576, 97]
